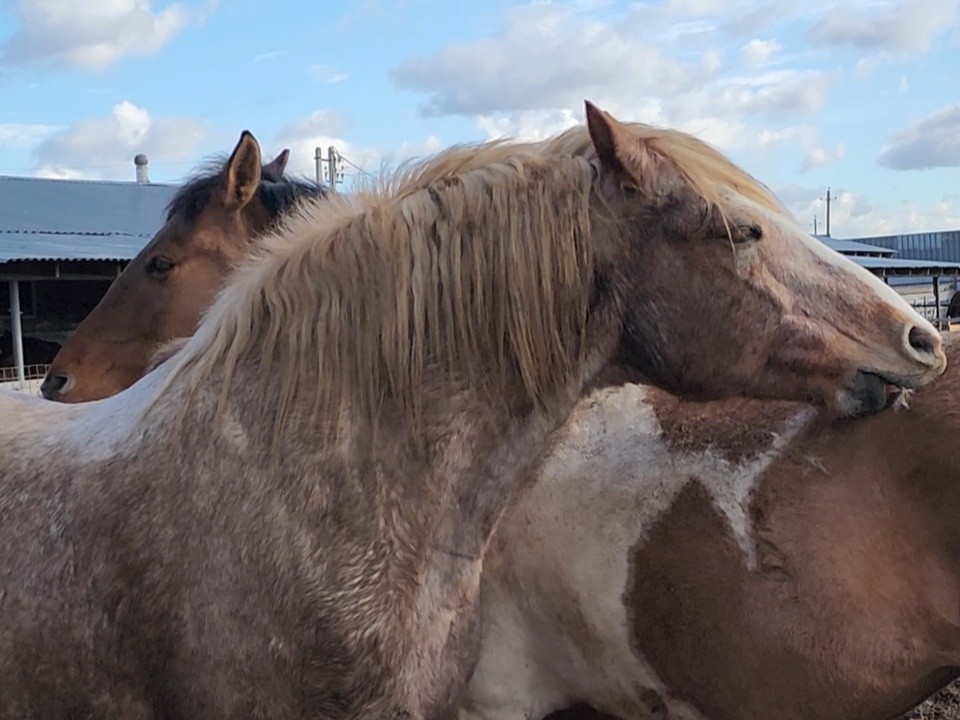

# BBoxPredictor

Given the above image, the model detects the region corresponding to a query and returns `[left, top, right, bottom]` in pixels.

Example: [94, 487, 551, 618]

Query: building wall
[852, 229, 960, 263]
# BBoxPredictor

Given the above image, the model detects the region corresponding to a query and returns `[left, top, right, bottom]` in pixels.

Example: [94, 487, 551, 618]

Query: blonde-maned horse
[40, 132, 326, 402]
[0, 102, 946, 720]
[465, 338, 960, 720]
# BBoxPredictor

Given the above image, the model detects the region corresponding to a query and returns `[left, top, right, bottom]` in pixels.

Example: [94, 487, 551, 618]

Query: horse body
[466, 349, 960, 720]
[1, 103, 949, 718]
[2, 319, 612, 719]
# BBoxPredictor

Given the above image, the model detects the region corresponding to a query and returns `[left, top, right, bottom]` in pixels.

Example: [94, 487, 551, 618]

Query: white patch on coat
[1, 364, 173, 465]
[462, 383, 813, 720]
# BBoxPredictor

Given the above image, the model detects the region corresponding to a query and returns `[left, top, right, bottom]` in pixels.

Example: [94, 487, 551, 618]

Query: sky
[0, 0, 958, 238]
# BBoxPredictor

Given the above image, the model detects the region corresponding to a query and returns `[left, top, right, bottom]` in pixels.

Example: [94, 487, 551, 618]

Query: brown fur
[643, 385, 805, 464]
[505, 336, 960, 720]
[624, 345, 960, 720]
[2, 103, 947, 720]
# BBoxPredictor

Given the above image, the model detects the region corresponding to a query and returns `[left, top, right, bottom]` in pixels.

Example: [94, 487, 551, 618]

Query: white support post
[8, 280, 25, 384]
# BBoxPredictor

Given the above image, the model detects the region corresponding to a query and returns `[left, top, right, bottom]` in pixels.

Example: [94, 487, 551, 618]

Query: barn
[0, 160, 178, 391]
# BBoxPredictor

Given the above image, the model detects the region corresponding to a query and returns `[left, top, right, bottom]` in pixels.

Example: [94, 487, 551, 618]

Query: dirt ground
[905, 684, 960, 719]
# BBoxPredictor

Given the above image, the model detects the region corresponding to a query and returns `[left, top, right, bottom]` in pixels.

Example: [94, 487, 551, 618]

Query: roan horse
[0, 102, 946, 720]
[465, 336, 960, 720]
[39, 132, 326, 402]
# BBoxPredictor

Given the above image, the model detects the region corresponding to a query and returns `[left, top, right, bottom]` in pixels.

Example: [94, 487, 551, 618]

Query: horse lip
[856, 364, 942, 391]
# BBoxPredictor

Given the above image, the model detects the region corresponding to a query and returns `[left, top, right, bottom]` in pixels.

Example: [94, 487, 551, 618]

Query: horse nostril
[907, 325, 941, 359]
[40, 373, 69, 401]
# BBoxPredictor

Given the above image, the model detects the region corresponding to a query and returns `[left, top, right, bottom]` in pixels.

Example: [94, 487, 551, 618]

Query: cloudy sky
[0, 0, 958, 238]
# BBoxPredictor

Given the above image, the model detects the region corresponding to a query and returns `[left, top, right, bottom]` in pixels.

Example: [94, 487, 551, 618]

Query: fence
[909, 298, 960, 330]
[0, 363, 49, 395]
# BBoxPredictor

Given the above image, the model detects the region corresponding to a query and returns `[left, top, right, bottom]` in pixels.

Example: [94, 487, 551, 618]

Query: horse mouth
[833, 369, 920, 417]
[844, 368, 928, 416]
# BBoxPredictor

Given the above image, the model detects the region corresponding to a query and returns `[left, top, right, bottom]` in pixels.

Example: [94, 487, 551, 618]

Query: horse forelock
[152, 146, 598, 445]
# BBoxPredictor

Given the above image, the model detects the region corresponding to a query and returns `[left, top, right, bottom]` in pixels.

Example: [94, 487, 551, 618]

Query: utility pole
[813, 215, 818, 235]
[822, 186, 837, 237]
[314, 146, 341, 193]
[327, 146, 338, 194]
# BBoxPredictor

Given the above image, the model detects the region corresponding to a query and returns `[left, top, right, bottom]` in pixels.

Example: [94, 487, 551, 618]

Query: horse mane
[545, 123, 790, 224]
[374, 123, 789, 230]
[151, 121, 789, 445]
[165, 155, 327, 226]
[156, 142, 597, 443]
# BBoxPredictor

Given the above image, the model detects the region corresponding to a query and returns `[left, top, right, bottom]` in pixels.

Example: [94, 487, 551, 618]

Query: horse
[39, 132, 327, 402]
[0, 101, 946, 720]
[464, 337, 960, 720]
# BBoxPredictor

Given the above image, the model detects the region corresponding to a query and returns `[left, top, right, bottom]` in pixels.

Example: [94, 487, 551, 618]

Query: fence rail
[0, 364, 50, 395]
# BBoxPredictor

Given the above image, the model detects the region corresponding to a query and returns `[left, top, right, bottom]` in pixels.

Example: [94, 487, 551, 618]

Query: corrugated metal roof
[0, 175, 179, 263]
[818, 236, 898, 257]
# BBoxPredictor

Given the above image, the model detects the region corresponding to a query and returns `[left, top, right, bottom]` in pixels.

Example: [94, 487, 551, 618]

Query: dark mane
[165, 155, 328, 225]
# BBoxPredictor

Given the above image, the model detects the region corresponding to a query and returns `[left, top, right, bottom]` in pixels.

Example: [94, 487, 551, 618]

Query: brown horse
[0, 102, 946, 720]
[40, 132, 326, 402]
[465, 338, 960, 720]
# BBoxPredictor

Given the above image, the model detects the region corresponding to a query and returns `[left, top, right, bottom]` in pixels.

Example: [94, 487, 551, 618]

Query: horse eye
[733, 224, 763, 243]
[146, 256, 176, 276]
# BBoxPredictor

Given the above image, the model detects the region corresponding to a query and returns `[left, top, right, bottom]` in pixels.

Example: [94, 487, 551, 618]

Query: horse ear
[585, 100, 629, 177]
[222, 130, 262, 210]
[262, 148, 290, 181]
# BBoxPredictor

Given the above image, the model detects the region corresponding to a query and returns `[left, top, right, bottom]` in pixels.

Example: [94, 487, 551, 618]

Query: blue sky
[0, 0, 958, 237]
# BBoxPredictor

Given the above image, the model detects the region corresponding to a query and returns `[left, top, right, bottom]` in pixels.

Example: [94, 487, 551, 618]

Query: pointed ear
[262, 148, 290, 181]
[222, 130, 262, 209]
[585, 100, 628, 175]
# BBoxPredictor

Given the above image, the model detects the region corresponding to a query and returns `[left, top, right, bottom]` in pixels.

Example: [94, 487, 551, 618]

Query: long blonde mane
[153, 121, 786, 443]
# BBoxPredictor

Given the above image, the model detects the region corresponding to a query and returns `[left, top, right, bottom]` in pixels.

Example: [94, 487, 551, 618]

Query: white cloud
[268, 110, 369, 186]
[853, 55, 880, 79]
[30, 101, 210, 180]
[878, 104, 960, 170]
[267, 110, 447, 188]
[756, 125, 817, 148]
[741, 38, 782, 66]
[308, 65, 350, 84]
[475, 108, 585, 142]
[701, 49, 723, 75]
[391, 1, 833, 167]
[898, 75, 910, 94]
[391, 2, 701, 117]
[0, 123, 61, 149]
[253, 50, 284, 64]
[801, 144, 845, 173]
[707, 69, 832, 117]
[776, 184, 960, 236]
[386, 135, 444, 164]
[2, 0, 217, 71]
[807, 0, 960, 54]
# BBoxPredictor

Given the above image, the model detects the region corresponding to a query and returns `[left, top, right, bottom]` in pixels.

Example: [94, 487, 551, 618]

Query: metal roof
[0, 175, 178, 263]
[818, 236, 898, 257]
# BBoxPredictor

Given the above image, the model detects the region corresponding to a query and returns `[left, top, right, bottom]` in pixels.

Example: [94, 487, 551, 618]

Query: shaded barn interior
[0, 170, 177, 386]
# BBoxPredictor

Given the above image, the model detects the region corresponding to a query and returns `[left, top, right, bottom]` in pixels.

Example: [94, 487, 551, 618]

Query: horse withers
[0, 102, 946, 720]
[40, 135, 326, 402]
